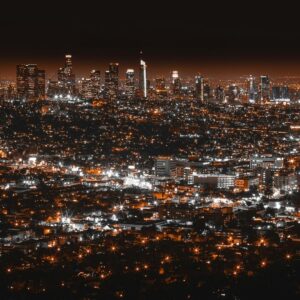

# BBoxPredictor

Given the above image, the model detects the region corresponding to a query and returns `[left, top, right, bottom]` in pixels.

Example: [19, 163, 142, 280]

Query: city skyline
[8, 53, 298, 103]
[3, 56, 300, 80]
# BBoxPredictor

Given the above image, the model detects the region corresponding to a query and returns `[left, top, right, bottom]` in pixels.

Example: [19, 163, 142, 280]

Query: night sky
[1, 0, 300, 79]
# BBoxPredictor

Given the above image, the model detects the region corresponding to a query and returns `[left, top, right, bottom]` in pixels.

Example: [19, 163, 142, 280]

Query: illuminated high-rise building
[171, 70, 179, 80]
[104, 71, 110, 83]
[57, 54, 76, 96]
[171, 70, 181, 95]
[23, 64, 37, 100]
[272, 86, 290, 102]
[195, 74, 204, 101]
[203, 83, 210, 101]
[37, 69, 46, 99]
[139, 52, 147, 98]
[125, 69, 135, 98]
[90, 70, 101, 98]
[109, 63, 119, 88]
[260, 75, 270, 101]
[47, 80, 60, 98]
[80, 77, 93, 99]
[57, 67, 65, 86]
[65, 55, 72, 71]
[78, 70, 101, 100]
[16, 64, 27, 99]
[103, 63, 119, 99]
[16, 64, 45, 100]
[248, 75, 258, 103]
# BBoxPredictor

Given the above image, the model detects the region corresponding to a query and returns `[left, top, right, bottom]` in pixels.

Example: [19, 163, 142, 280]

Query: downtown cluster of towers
[16, 54, 148, 101]
[15, 54, 291, 102]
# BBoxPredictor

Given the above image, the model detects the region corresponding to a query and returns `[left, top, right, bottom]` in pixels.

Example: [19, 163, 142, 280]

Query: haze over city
[1, 0, 300, 78]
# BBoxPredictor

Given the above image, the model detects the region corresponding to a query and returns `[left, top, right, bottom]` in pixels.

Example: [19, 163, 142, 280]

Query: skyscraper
[37, 69, 46, 99]
[109, 63, 119, 89]
[260, 75, 270, 101]
[16, 64, 27, 99]
[248, 75, 257, 103]
[195, 74, 204, 101]
[103, 63, 119, 99]
[47, 80, 60, 98]
[90, 70, 101, 98]
[57, 54, 76, 96]
[125, 69, 135, 98]
[272, 86, 290, 102]
[65, 55, 72, 72]
[80, 70, 100, 100]
[139, 52, 147, 98]
[171, 71, 181, 96]
[80, 77, 93, 99]
[104, 70, 110, 98]
[16, 64, 45, 101]
[203, 83, 210, 101]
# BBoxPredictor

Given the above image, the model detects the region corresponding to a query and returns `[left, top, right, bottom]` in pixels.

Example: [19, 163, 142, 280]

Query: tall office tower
[16, 64, 45, 101]
[80, 78, 93, 99]
[195, 74, 204, 101]
[16, 64, 27, 99]
[90, 70, 101, 98]
[260, 75, 270, 101]
[47, 80, 60, 98]
[107, 63, 119, 99]
[125, 69, 135, 98]
[104, 71, 110, 85]
[65, 54, 72, 73]
[248, 75, 258, 103]
[57, 67, 65, 84]
[37, 69, 46, 99]
[203, 83, 210, 101]
[57, 54, 76, 96]
[171, 70, 181, 95]
[272, 86, 290, 102]
[109, 63, 119, 88]
[24, 64, 36, 99]
[104, 70, 110, 98]
[146, 79, 150, 91]
[139, 54, 147, 98]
